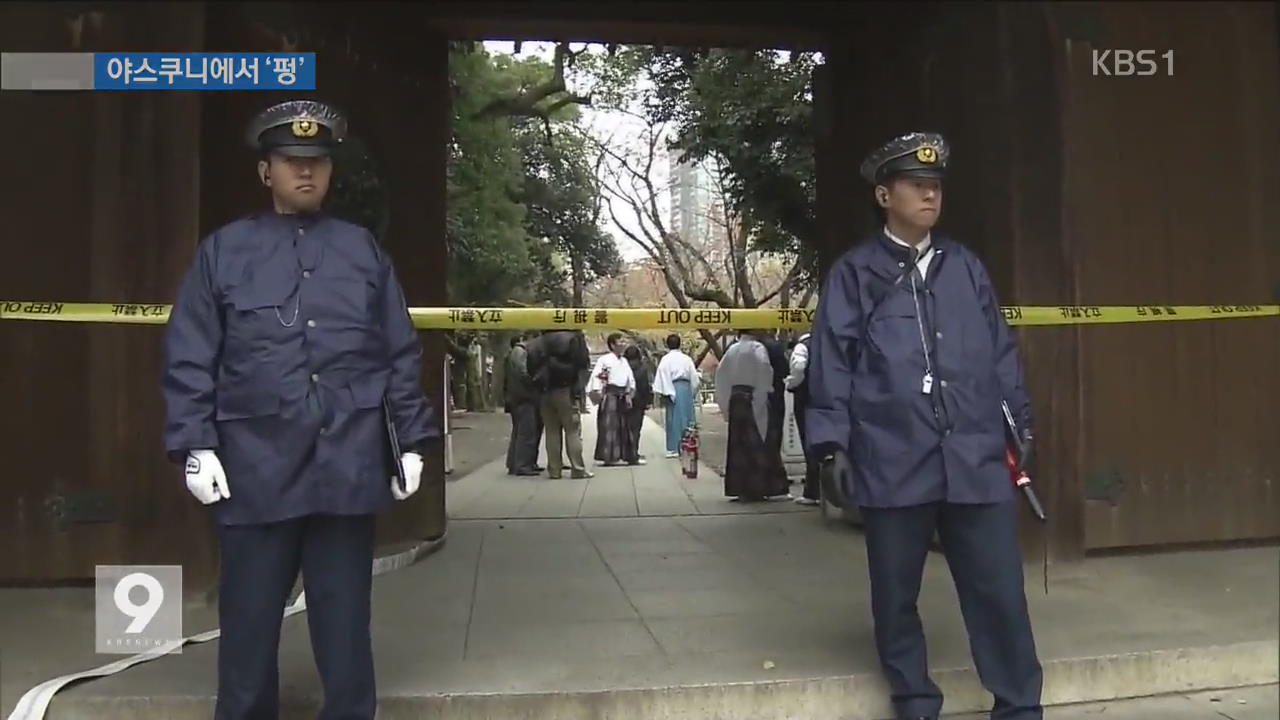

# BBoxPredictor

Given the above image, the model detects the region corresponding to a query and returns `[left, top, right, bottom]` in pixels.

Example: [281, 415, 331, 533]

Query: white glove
[392, 452, 423, 500]
[185, 450, 231, 505]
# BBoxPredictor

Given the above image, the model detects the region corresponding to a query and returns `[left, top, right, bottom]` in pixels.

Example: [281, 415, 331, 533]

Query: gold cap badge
[916, 145, 938, 164]
[291, 119, 319, 138]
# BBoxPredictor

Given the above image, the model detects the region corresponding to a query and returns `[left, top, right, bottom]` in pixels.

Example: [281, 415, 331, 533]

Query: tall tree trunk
[571, 253, 585, 308]
[798, 284, 816, 309]
[695, 330, 728, 366]
[466, 343, 486, 411]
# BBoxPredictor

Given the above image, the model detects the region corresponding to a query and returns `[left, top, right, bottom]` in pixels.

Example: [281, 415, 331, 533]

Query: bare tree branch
[473, 43, 592, 121]
[603, 195, 662, 263]
[588, 128, 698, 292]
[583, 106, 798, 353]
[599, 158, 741, 327]
[757, 259, 803, 307]
[670, 229, 726, 295]
[707, 162, 759, 308]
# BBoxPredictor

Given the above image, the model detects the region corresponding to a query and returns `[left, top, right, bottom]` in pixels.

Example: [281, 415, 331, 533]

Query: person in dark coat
[161, 100, 439, 720]
[785, 333, 821, 505]
[504, 333, 542, 476]
[805, 131, 1043, 720]
[759, 332, 792, 492]
[623, 344, 653, 462]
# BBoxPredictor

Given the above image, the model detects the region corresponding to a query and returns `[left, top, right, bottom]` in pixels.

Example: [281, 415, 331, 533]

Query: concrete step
[40, 639, 1279, 719]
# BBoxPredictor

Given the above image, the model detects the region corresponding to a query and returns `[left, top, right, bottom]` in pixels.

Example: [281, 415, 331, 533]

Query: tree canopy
[657, 48, 821, 290]
[446, 42, 621, 308]
[444, 42, 819, 312]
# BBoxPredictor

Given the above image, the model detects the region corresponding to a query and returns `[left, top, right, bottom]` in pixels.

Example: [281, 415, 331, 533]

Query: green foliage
[659, 50, 820, 288]
[447, 45, 534, 305]
[517, 126, 623, 298]
[447, 43, 622, 307]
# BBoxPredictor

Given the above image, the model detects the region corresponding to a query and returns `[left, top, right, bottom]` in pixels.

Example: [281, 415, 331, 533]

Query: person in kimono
[161, 100, 438, 720]
[785, 333, 821, 505]
[588, 333, 638, 466]
[623, 345, 653, 462]
[715, 330, 790, 501]
[652, 334, 700, 458]
[805, 131, 1043, 720]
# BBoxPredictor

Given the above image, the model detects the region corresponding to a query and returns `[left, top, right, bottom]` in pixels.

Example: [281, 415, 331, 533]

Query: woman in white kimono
[653, 334, 701, 458]
[715, 330, 790, 500]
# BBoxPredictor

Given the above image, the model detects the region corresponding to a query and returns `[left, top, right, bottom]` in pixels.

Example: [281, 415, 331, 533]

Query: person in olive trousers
[527, 328, 594, 479]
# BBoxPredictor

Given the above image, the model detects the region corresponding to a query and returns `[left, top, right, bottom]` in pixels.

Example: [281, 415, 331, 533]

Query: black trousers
[627, 402, 647, 458]
[506, 400, 541, 472]
[861, 501, 1043, 720]
[215, 514, 376, 720]
[791, 393, 821, 500]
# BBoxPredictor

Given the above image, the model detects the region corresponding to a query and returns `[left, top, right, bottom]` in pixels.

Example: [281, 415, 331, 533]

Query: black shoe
[514, 468, 540, 476]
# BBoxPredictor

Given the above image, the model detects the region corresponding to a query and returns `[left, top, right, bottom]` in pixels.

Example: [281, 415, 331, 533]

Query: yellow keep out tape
[0, 301, 1277, 329]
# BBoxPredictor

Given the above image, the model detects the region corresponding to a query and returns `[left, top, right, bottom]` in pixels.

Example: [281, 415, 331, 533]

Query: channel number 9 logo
[114, 571, 165, 633]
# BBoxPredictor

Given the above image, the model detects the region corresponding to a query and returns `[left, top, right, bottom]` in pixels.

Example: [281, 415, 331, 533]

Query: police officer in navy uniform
[805, 132, 1043, 719]
[161, 99, 439, 720]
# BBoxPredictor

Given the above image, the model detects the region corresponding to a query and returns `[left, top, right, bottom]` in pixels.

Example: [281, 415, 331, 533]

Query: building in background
[667, 149, 726, 246]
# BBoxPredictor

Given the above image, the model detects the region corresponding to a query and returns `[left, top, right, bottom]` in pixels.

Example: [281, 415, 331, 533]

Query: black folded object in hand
[819, 448, 852, 510]
[384, 396, 406, 495]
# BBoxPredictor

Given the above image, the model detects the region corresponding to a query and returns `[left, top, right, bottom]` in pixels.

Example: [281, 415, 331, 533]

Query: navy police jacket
[161, 211, 439, 526]
[804, 231, 1033, 508]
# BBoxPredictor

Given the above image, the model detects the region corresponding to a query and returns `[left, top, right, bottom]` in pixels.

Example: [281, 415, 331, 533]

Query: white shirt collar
[884, 226, 932, 255]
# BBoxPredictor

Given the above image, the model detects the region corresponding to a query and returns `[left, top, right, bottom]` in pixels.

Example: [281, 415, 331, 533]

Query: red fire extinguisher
[680, 425, 699, 479]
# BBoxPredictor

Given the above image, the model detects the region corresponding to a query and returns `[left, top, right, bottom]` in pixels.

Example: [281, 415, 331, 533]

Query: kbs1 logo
[1092, 49, 1175, 77]
[95, 565, 184, 654]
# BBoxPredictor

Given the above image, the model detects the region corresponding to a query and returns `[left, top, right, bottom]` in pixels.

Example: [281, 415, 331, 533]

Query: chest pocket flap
[867, 288, 924, 358]
[224, 278, 299, 345]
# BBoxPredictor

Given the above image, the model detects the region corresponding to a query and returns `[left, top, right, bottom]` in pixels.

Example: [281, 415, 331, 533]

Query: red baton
[1005, 445, 1047, 522]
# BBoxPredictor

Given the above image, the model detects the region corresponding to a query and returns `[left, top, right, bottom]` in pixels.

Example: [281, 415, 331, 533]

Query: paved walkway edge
[59, 639, 1278, 719]
[384, 639, 1280, 720]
